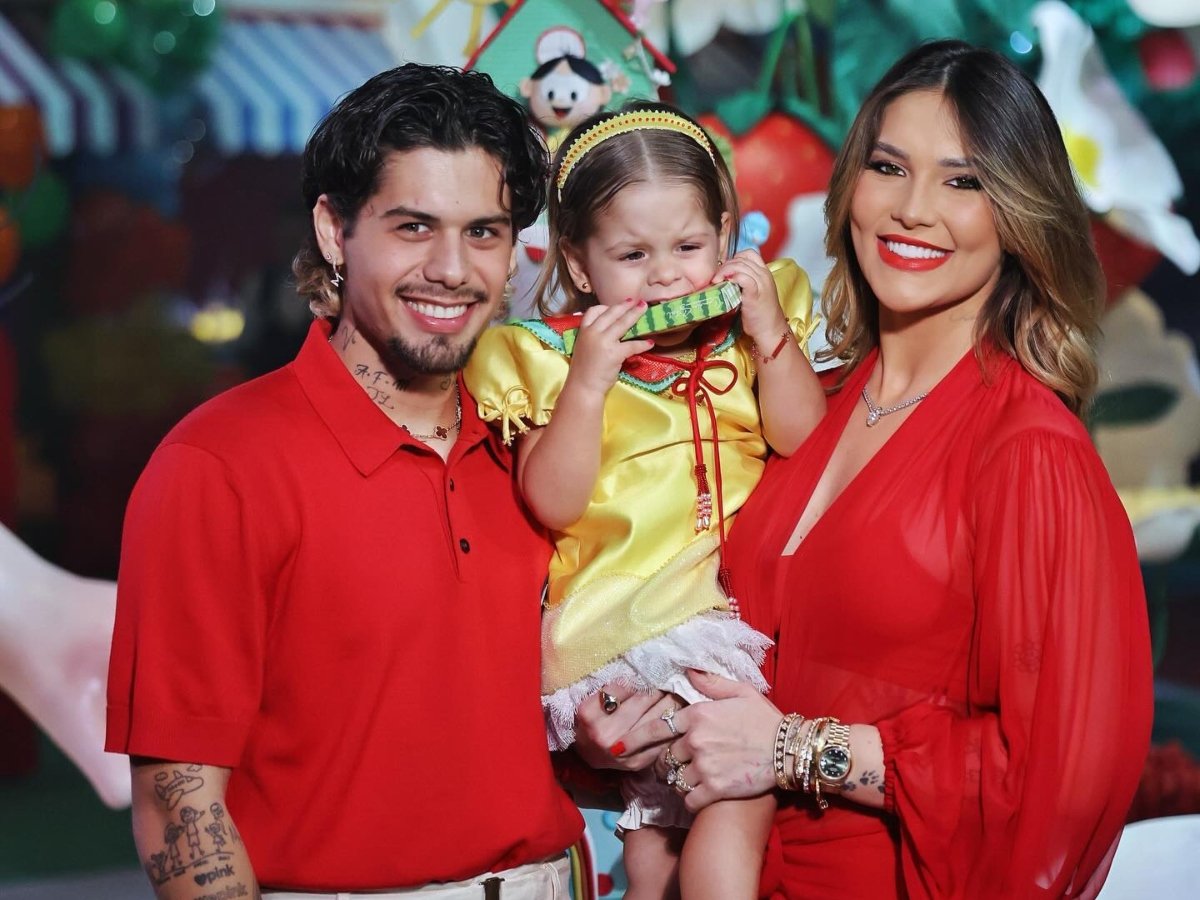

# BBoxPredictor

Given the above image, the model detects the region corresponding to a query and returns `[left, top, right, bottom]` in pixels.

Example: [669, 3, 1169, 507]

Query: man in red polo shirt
[106, 64, 583, 898]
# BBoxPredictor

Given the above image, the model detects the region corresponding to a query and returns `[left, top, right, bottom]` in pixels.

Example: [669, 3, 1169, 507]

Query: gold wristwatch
[816, 720, 853, 789]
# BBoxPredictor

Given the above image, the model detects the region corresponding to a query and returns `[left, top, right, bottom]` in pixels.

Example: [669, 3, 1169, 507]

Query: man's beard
[381, 281, 491, 375]
[383, 332, 478, 376]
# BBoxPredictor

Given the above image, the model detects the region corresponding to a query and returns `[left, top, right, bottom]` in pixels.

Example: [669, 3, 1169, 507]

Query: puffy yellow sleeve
[463, 323, 571, 445]
[768, 258, 821, 359]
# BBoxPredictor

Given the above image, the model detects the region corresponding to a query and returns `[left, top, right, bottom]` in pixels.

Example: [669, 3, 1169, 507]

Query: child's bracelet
[752, 329, 793, 364]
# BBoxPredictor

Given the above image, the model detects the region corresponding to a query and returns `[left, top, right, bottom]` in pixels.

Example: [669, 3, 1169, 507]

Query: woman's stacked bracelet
[774, 713, 853, 810]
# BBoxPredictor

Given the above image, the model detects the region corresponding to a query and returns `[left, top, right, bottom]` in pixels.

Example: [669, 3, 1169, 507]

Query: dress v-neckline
[780, 347, 977, 557]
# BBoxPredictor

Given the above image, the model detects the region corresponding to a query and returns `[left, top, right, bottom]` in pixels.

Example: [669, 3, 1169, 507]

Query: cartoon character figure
[205, 820, 227, 853]
[164, 822, 185, 870]
[180, 805, 206, 861]
[520, 28, 617, 150]
[148, 850, 169, 883]
[211, 801, 240, 845]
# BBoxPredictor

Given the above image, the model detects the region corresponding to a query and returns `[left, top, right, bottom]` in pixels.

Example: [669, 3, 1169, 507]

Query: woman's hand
[573, 682, 676, 772]
[620, 670, 782, 812]
[567, 299, 655, 397]
[713, 250, 787, 352]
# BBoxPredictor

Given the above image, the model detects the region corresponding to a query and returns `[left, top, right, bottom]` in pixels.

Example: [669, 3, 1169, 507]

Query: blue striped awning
[195, 15, 397, 156]
[0, 12, 159, 158]
[0, 12, 397, 159]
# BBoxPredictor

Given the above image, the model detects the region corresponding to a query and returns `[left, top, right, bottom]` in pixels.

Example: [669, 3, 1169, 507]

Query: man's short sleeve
[106, 441, 269, 766]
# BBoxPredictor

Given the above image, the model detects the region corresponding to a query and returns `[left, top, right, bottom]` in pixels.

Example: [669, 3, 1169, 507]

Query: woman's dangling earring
[331, 263, 344, 288]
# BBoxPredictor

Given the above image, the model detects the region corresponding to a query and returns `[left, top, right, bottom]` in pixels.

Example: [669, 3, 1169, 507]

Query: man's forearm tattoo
[154, 765, 205, 810]
[144, 794, 245, 892]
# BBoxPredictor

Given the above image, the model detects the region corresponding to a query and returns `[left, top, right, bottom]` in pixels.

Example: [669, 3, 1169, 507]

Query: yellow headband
[555, 110, 716, 196]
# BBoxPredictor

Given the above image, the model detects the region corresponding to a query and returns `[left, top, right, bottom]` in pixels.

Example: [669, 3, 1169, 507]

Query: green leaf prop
[831, 0, 966, 133]
[713, 91, 774, 136]
[1089, 383, 1179, 427]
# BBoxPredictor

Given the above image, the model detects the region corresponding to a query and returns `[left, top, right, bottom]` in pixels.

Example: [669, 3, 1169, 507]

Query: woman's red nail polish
[610, 741, 626, 756]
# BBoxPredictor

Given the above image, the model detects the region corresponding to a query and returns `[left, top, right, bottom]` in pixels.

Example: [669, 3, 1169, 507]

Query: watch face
[818, 746, 852, 782]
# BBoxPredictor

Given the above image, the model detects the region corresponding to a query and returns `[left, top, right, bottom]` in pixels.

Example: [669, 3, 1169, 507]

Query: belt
[262, 856, 571, 900]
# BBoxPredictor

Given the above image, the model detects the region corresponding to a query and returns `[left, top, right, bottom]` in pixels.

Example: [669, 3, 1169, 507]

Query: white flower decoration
[637, 0, 800, 59]
[382, 0, 496, 65]
[1033, 0, 1200, 274]
[1128, 0, 1200, 27]
[777, 191, 835, 365]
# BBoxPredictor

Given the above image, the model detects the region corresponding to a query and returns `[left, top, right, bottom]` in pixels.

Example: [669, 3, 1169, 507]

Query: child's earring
[504, 264, 517, 301]
[580, 279, 591, 293]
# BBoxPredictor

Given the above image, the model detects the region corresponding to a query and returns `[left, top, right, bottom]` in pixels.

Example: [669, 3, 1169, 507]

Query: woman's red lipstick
[877, 235, 952, 271]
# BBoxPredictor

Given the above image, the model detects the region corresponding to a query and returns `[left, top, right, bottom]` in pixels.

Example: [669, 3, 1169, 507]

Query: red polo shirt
[107, 319, 581, 890]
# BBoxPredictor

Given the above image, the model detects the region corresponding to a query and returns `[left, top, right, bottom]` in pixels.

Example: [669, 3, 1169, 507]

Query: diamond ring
[667, 761, 693, 794]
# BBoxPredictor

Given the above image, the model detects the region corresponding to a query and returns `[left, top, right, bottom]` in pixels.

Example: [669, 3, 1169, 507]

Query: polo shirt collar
[291, 319, 502, 476]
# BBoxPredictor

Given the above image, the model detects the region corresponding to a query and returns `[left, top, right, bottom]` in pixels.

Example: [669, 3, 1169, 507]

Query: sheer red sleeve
[874, 430, 1153, 899]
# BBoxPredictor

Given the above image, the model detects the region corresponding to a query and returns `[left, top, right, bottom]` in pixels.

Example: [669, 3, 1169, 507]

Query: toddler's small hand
[569, 299, 655, 396]
[714, 250, 788, 348]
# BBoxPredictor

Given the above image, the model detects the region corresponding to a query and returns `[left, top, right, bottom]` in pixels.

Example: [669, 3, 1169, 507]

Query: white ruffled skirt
[542, 610, 773, 833]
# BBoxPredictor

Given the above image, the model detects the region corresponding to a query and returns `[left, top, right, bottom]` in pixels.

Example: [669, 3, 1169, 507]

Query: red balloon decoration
[0, 208, 18, 284]
[65, 191, 190, 314]
[0, 105, 44, 191]
[1091, 217, 1163, 306]
[1139, 29, 1198, 91]
[701, 112, 835, 261]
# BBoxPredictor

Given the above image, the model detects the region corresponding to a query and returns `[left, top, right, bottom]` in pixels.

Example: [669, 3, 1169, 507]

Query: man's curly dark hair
[294, 64, 549, 318]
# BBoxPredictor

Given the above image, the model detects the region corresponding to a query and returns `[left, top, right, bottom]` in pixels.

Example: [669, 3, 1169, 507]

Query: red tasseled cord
[645, 347, 741, 616]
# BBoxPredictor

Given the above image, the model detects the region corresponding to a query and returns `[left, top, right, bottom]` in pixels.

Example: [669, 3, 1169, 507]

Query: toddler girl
[465, 103, 826, 899]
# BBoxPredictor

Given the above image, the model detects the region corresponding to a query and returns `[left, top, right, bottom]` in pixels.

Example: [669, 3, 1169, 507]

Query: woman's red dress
[727, 348, 1153, 899]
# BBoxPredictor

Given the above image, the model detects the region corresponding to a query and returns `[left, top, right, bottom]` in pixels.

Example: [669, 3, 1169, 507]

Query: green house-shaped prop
[466, 0, 675, 115]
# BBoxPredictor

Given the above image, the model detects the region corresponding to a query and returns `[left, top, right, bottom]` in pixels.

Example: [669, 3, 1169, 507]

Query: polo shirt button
[459, 538, 470, 553]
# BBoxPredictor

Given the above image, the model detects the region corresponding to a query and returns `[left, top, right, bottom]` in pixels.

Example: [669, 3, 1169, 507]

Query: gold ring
[668, 761, 694, 794]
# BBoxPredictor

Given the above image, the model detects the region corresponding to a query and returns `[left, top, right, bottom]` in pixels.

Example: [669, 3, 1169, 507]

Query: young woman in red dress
[575, 40, 1153, 899]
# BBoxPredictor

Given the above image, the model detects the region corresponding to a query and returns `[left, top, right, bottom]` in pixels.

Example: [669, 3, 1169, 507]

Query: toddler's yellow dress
[465, 261, 817, 767]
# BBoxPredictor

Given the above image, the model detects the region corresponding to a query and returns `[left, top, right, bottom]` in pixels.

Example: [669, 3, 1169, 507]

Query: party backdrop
[1, 1, 1198, 896]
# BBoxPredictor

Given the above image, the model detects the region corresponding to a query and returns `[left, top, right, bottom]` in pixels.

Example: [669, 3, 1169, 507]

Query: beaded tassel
[694, 463, 712, 531]
[718, 567, 740, 618]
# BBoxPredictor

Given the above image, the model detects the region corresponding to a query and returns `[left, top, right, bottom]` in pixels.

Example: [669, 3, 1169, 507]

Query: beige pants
[262, 856, 571, 899]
